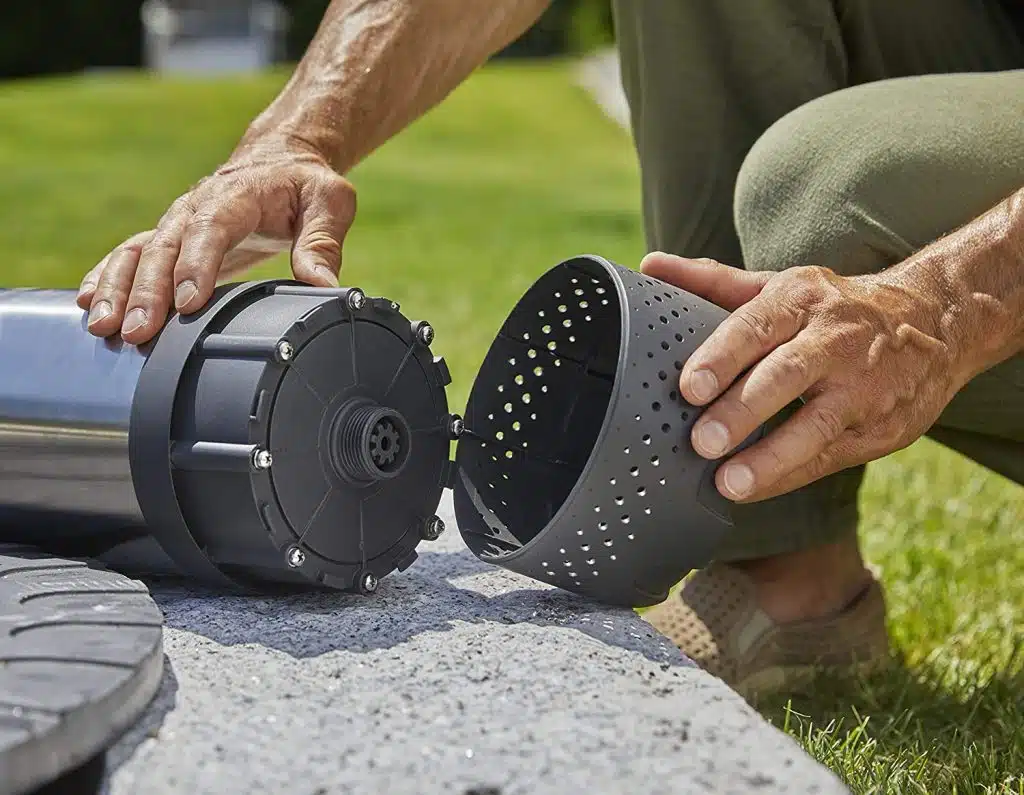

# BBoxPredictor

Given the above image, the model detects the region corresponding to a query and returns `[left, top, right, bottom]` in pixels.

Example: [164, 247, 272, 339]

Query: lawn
[0, 61, 1021, 794]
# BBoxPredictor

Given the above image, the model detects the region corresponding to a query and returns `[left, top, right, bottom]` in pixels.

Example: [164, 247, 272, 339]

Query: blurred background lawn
[0, 13, 1021, 795]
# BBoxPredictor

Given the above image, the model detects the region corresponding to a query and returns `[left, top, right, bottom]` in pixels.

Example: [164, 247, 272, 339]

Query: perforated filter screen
[454, 255, 762, 607]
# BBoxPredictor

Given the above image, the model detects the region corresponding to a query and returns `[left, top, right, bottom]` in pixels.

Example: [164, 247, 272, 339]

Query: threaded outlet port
[330, 399, 412, 483]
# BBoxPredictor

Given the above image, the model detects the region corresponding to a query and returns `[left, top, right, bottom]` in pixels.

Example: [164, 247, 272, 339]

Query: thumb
[291, 176, 356, 287]
[640, 252, 771, 311]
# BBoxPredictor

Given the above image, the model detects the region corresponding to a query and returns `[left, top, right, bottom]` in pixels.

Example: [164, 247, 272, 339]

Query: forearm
[236, 0, 550, 172]
[880, 186, 1024, 385]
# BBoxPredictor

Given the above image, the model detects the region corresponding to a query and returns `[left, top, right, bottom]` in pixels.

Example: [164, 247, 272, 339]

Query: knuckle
[733, 309, 776, 349]
[806, 404, 847, 445]
[774, 347, 815, 384]
[144, 234, 180, 255]
[301, 230, 343, 261]
[317, 174, 358, 219]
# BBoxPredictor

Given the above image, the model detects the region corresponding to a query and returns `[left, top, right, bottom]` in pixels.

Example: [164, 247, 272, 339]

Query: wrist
[876, 187, 1024, 385]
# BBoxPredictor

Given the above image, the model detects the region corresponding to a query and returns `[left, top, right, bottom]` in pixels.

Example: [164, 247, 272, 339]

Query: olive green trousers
[611, 0, 1024, 559]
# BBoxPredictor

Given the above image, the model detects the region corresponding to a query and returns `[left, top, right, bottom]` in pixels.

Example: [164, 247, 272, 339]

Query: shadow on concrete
[146, 550, 690, 668]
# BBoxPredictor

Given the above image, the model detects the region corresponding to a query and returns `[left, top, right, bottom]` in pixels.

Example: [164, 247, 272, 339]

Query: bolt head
[390, 301, 400, 311]
[417, 323, 435, 346]
[360, 572, 379, 594]
[253, 449, 273, 470]
[286, 546, 305, 568]
[276, 340, 294, 361]
[422, 515, 446, 541]
[448, 415, 465, 439]
[347, 289, 366, 311]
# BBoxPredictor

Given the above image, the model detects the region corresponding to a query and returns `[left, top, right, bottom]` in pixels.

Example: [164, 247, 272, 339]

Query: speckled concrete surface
[103, 493, 846, 795]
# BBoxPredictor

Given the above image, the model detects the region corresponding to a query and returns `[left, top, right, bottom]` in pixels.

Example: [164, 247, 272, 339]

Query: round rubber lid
[0, 545, 164, 795]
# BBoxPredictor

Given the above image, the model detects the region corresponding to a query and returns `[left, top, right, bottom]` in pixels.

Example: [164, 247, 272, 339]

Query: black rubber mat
[0, 545, 164, 795]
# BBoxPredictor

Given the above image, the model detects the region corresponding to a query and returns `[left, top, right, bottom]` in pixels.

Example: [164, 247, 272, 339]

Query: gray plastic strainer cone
[453, 254, 764, 607]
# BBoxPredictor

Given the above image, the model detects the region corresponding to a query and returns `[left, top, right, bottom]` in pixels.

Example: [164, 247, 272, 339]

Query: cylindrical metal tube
[0, 289, 148, 536]
[0, 283, 456, 591]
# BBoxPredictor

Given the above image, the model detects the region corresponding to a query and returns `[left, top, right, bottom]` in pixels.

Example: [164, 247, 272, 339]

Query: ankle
[730, 537, 871, 624]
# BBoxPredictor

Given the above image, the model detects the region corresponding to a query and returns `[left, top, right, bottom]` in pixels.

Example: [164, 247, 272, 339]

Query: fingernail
[315, 265, 338, 286]
[695, 419, 729, 456]
[122, 308, 148, 335]
[722, 463, 755, 499]
[77, 281, 96, 298]
[88, 301, 112, 325]
[175, 280, 198, 310]
[690, 369, 718, 402]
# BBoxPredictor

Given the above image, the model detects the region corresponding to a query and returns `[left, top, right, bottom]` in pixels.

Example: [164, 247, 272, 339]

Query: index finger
[680, 297, 804, 406]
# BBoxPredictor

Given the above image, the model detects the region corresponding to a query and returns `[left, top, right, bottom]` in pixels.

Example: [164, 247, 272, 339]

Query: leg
[735, 70, 1024, 470]
[610, 0, 1024, 265]
[645, 68, 1024, 697]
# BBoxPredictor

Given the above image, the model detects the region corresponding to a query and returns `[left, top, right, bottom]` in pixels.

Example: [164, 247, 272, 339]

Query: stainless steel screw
[417, 323, 435, 346]
[360, 572, 379, 593]
[252, 449, 273, 470]
[448, 415, 465, 439]
[286, 546, 305, 568]
[422, 515, 446, 541]
[276, 340, 294, 361]
[347, 289, 366, 311]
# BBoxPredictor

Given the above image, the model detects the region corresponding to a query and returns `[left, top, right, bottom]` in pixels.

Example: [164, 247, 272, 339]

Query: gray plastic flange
[453, 255, 764, 607]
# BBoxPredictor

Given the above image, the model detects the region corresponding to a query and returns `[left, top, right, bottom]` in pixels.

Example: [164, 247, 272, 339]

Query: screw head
[390, 301, 400, 311]
[422, 515, 446, 541]
[252, 449, 273, 470]
[417, 323, 435, 346]
[448, 415, 465, 439]
[360, 572, 379, 594]
[347, 289, 366, 311]
[276, 340, 294, 361]
[286, 546, 305, 567]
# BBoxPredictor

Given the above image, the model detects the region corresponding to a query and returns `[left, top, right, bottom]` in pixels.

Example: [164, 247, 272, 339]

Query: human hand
[77, 138, 356, 345]
[641, 252, 967, 503]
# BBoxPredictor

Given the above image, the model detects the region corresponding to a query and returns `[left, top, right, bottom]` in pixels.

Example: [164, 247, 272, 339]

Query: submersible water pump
[0, 280, 460, 593]
[0, 255, 763, 607]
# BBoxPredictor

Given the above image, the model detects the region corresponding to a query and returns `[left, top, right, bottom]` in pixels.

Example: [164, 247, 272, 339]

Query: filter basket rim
[453, 253, 631, 564]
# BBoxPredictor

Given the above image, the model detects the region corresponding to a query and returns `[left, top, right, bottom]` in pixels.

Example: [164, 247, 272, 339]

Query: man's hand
[76, 0, 551, 346]
[641, 253, 968, 503]
[77, 140, 354, 345]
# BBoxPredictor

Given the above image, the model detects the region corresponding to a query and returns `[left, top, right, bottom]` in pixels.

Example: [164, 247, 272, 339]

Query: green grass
[1, 62, 1021, 794]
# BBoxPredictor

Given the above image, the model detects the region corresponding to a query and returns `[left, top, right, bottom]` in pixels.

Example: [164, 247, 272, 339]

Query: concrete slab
[104, 493, 847, 795]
